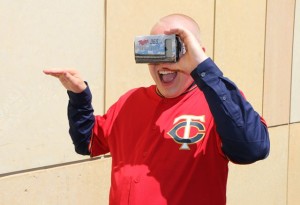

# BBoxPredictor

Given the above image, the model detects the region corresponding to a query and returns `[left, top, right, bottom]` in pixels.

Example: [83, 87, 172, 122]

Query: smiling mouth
[159, 70, 177, 83]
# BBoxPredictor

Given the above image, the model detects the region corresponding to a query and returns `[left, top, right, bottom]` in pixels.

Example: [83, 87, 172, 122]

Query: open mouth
[159, 70, 177, 84]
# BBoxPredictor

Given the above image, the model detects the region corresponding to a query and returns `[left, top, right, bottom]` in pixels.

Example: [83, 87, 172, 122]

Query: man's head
[148, 14, 202, 98]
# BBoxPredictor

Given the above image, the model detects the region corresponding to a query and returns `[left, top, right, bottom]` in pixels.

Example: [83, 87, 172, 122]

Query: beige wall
[0, 0, 105, 174]
[263, 0, 295, 126]
[228, 125, 289, 205]
[0, 157, 111, 205]
[291, 0, 300, 123]
[214, 1, 266, 113]
[288, 1, 300, 204]
[0, 0, 299, 205]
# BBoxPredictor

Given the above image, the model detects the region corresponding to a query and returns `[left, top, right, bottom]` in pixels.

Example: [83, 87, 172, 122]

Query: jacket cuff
[67, 82, 92, 106]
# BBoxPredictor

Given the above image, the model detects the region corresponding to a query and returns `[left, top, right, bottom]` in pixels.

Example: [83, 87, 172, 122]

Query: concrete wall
[0, 0, 299, 204]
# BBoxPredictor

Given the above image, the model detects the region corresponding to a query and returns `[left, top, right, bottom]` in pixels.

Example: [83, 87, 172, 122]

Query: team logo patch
[168, 115, 206, 150]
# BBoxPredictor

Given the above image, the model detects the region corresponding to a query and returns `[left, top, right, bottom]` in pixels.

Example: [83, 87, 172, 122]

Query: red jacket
[91, 85, 228, 205]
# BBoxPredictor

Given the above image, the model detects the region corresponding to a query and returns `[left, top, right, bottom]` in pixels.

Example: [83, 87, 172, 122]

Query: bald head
[150, 14, 202, 43]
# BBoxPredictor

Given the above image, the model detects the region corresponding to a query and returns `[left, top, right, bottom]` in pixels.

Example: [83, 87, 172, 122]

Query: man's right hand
[43, 69, 87, 93]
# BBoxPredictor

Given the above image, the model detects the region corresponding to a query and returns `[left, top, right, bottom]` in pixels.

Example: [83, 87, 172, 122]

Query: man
[44, 14, 270, 205]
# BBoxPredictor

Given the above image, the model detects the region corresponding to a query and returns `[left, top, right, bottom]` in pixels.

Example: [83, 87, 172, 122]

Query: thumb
[62, 72, 87, 93]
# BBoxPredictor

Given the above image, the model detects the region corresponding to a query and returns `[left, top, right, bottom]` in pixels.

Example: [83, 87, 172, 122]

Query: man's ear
[202, 47, 206, 52]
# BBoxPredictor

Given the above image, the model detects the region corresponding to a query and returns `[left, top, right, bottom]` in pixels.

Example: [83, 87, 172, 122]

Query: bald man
[44, 14, 270, 205]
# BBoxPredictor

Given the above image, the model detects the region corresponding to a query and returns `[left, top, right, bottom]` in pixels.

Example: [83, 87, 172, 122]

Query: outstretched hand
[165, 28, 208, 74]
[43, 69, 87, 93]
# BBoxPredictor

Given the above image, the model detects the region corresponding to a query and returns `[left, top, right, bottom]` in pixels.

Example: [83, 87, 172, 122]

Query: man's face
[148, 21, 194, 98]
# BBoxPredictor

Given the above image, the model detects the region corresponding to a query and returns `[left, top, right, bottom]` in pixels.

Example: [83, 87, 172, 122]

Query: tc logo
[168, 115, 206, 150]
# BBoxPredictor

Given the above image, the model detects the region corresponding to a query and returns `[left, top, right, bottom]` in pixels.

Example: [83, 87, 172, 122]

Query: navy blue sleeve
[191, 58, 270, 164]
[67, 85, 94, 155]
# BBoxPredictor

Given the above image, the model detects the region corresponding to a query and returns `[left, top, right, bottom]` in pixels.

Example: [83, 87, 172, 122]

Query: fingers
[43, 69, 79, 80]
[43, 68, 86, 93]
[44, 69, 76, 84]
[62, 71, 78, 85]
[165, 28, 198, 55]
[165, 27, 208, 73]
[43, 69, 65, 79]
[164, 28, 183, 35]
[43, 69, 64, 75]
[164, 28, 190, 42]
[43, 69, 77, 75]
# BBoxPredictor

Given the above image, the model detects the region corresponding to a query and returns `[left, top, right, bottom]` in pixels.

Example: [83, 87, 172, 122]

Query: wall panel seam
[289, 0, 297, 124]
[287, 1, 297, 204]
[262, 0, 268, 118]
[287, 123, 291, 205]
[212, 0, 216, 60]
[104, 0, 108, 111]
[0, 156, 108, 178]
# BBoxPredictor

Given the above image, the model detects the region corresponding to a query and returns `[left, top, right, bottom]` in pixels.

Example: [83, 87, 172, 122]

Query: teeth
[159, 70, 175, 75]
